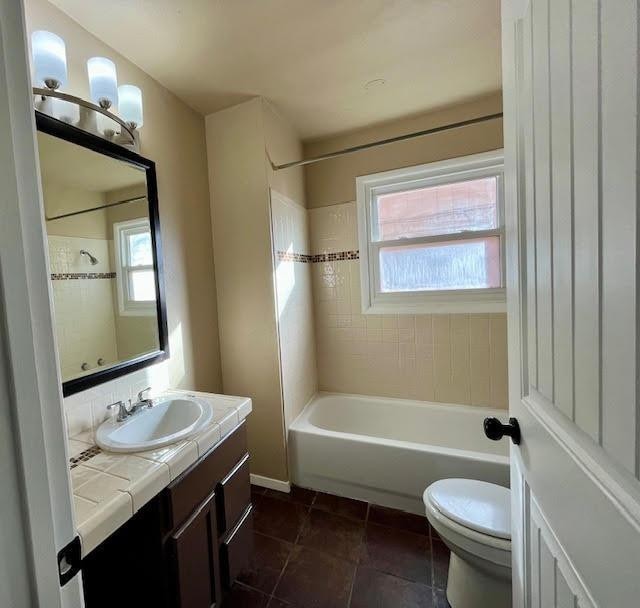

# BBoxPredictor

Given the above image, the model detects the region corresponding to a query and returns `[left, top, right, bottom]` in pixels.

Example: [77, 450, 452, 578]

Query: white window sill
[119, 307, 156, 318]
[362, 289, 507, 315]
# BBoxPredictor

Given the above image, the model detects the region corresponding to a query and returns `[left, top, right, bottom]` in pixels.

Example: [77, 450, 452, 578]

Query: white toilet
[423, 479, 511, 608]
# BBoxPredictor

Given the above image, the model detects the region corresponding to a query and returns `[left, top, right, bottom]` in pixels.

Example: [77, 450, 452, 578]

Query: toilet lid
[426, 479, 511, 540]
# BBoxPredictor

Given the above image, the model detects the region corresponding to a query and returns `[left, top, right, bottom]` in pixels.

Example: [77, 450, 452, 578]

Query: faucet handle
[107, 400, 130, 422]
[137, 386, 152, 401]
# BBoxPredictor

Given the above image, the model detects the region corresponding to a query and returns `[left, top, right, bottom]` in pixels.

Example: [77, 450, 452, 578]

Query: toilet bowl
[423, 479, 511, 608]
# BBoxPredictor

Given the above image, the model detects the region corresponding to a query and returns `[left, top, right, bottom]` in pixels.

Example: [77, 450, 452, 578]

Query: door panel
[517, 0, 640, 473]
[548, 0, 572, 419]
[570, 0, 600, 442]
[502, 0, 640, 605]
[511, 400, 640, 606]
[599, 0, 638, 473]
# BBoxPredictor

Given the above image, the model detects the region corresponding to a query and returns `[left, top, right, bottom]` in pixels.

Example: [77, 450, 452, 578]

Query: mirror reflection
[38, 131, 160, 382]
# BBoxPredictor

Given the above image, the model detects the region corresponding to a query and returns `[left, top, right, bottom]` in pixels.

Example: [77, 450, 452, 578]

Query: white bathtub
[289, 392, 510, 515]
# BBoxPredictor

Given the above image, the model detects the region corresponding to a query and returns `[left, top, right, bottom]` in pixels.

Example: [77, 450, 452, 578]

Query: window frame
[356, 149, 506, 314]
[113, 217, 156, 316]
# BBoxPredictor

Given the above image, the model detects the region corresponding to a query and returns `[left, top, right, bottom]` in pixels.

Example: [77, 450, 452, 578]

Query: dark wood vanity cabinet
[82, 422, 253, 608]
[169, 489, 222, 608]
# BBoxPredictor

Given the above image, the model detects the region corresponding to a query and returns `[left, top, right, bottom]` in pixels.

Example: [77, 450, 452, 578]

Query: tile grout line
[267, 492, 315, 607]
[346, 501, 370, 607]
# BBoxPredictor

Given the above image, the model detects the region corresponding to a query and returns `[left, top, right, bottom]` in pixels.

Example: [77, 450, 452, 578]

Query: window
[114, 218, 157, 316]
[356, 150, 505, 314]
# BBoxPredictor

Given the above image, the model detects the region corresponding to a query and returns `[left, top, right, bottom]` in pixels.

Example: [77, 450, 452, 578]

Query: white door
[0, 0, 83, 606]
[502, 0, 640, 606]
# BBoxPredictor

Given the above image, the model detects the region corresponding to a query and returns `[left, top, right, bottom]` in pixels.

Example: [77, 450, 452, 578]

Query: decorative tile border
[276, 250, 359, 263]
[51, 272, 116, 281]
[277, 251, 314, 263]
[69, 445, 102, 469]
[311, 251, 359, 262]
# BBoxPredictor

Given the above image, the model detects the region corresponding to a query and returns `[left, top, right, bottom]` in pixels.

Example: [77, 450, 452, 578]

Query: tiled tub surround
[270, 191, 318, 431]
[309, 202, 508, 409]
[67, 389, 252, 556]
[48, 235, 119, 379]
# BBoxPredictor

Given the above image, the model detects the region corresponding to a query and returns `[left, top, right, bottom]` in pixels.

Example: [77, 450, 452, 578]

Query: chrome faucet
[107, 388, 154, 422]
[107, 400, 131, 422]
[129, 387, 155, 415]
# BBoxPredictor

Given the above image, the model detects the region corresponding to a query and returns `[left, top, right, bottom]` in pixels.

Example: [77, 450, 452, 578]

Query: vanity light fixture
[118, 85, 143, 129]
[87, 57, 118, 110]
[30, 32, 144, 150]
[32, 30, 68, 91]
[50, 97, 79, 125]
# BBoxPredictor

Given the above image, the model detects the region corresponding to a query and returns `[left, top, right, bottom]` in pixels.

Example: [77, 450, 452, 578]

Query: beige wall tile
[470, 347, 492, 406]
[309, 203, 508, 410]
[490, 315, 509, 409]
[304, 95, 506, 409]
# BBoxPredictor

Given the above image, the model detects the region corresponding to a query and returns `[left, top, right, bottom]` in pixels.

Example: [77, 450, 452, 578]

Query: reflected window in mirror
[114, 218, 156, 315]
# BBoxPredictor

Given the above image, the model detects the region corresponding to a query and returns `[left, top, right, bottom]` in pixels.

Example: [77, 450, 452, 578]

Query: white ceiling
[49, 0, 501, 141]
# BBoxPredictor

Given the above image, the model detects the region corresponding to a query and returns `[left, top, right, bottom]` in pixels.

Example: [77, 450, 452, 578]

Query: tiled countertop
[67, 389, 252, 556]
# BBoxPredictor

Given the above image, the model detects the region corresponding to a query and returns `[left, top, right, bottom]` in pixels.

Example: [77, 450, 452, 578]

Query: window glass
[129, 269, 156, 302]
[375, 176, 498, 241]
[128, 231, 153, 266]
[379, 236, 501, 292]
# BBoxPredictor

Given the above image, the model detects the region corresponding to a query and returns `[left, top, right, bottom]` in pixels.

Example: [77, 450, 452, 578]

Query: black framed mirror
[35, 111, 169, 396]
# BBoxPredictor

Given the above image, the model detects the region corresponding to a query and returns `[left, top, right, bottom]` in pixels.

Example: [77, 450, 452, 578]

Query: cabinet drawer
[163, 422, 247, 530]
[220, 505, 253, 589]
[217, 454, 251, 536]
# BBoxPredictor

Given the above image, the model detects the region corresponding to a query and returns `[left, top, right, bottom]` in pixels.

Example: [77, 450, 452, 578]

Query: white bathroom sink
[96, 396, 213, 453]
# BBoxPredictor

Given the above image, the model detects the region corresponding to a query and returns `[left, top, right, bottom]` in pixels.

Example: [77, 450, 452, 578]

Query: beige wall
[26, 0, 222, 392]
[304, 92, 503, 208]
[206, 99, 287, 481]
[305, 95, 508, 409]
[263, 99, 306, 206]
[42, 180, 109, 238]
[206, 98, 312, 482]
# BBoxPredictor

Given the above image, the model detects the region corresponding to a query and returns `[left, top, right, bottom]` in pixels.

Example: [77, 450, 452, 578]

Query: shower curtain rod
[45, 195, 147, 222]
[271, 112, 503, 171]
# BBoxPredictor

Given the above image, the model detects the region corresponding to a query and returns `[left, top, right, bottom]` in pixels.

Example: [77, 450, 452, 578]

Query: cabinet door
[169, 490, 222, 608]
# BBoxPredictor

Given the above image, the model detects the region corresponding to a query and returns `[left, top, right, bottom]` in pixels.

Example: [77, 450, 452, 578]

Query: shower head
[80, 249, 99, 265]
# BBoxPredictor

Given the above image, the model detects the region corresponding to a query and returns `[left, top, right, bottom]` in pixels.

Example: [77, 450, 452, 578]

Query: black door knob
[484, 417, 521, 445]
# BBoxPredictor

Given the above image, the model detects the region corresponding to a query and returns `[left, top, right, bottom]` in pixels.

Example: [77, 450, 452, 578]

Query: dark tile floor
[224, 485, 451, 608]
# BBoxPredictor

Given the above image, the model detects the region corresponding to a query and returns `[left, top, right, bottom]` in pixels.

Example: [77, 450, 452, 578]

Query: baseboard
[250, 474, 291, 493]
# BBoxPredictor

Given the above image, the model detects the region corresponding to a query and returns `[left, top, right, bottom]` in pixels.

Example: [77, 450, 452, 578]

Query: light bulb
[32, 31, 67, 90]
[118, 85, 143, 128]
[87, 57, 118, 110]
